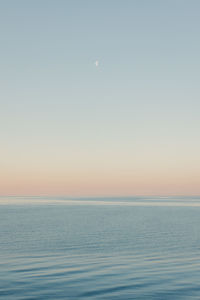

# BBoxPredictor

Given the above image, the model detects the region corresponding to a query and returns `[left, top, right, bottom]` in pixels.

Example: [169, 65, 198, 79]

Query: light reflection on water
[1, 196, 200, 206]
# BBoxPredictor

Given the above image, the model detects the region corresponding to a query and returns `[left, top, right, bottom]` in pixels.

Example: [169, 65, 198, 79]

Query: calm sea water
[1, 196, 200, 299]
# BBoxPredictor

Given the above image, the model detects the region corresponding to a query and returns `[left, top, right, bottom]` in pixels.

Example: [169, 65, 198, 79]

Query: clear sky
[1, 0, 200, 196]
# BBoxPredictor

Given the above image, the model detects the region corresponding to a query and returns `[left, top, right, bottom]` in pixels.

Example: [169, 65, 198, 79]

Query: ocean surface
[1, 196, 200, 299]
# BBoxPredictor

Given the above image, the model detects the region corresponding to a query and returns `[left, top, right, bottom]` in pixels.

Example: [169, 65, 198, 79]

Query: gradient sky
[1, 0, 200, 196]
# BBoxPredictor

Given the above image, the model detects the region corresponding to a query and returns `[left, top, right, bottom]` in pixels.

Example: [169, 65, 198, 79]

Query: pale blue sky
[1, 1, 200, 195]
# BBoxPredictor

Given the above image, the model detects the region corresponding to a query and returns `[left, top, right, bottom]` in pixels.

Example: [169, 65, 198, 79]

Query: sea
[0, 196, 200, 299]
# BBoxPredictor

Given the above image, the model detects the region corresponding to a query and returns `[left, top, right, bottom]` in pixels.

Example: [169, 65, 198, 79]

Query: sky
[0, 0, 200, 196]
